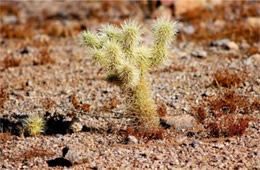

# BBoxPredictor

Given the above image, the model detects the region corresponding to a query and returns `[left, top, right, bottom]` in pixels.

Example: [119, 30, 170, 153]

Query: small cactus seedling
[81, 18, 177, 131]
[24, 114, 45, 136]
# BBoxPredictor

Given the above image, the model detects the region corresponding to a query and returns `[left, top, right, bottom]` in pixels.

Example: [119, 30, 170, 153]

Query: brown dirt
[0, 1, 259, 169]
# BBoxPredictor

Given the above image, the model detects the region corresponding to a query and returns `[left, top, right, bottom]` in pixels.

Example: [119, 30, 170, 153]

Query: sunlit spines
[81, 31, 102, 49]
[150, 18, 177, 66]
[134, 46, 151, 74]
[117, 61, 140, 88]
[120, 20, 141, 50]
[99, 24, 121, 42]
[90, 49, 108, 66]
[152, 18, 178, 45]
[24, 114, 45, 136]
[103, 41, 124, 71]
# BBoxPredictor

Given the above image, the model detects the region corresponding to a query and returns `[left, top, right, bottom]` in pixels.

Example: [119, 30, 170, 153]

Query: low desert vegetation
[212, 69, 247, 88]
[192, 90, 259, 138]
[81, 18, 177, 133]
[1, 55, 21, 69]
[24, 114, 45, 136]
[0, 87, 7, 111]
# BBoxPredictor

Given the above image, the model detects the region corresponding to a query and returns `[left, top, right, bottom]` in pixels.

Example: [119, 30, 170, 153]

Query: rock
[175, 136, 187, 143]
[20, 47, 30, 55]
[243, 58, 252, 65]
[208, 0, 223, 6]
[162, 114, 196, 131]
[207, 20, 225, 33]
[126, 135, 138, 144]
[33, 34, 50, 44]
[152, 6, 172, 19]
[240, 40, 250, 49]
[225, 41, 239, 50]
[210, 38, 230, 46]
[183, 24, 195, 35]
[174, 0, 207, 16]
[246, 17, 260, 28]
[252, 85, 260, 94]
[210, 39, 238, 50]
[250, 53, 260, 64]
[2, 15, 17, 24]
[191, 50, 207, 58]
[63, 144, 90, 164]
[181, 55, 191, 60]
[160, 0, 174, 7]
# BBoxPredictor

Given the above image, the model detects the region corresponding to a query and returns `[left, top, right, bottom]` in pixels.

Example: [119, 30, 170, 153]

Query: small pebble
[225, 41, 239, 50]
[250, 53, 260, 63]
[183, 24, 195, 35]
[210, 39, 230, 46]
[191, 50, 207, 58]
[162, 114, 196, 131]
[126, 135, 138, 144]
[246, 17, 260, 28]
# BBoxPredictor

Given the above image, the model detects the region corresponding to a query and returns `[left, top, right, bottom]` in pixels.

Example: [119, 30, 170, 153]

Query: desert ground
[0, 1, 259, 169]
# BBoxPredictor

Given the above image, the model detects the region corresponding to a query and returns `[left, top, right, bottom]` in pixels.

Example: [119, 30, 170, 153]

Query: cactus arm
[120, 21, 142, 63]
[150, 18, 178, 67]
[120, 21, 141, 50]
[103, 41, 124, 71]
[99, 24, 121, 42]
[90, 49, 108, 66]
[117, 62, 140, 88]
[134, 46, 151, 74]
[82, 31, 102, 49]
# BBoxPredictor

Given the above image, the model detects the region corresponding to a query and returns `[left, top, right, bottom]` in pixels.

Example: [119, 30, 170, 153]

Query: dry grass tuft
[0, 87, 7, 111]
[157, 102, 167, 117]
[69, 94, 80, 110]
[1, 55, 21, 69]
[0, 24, 34, 39]
[33, 48, 55, 65]
[121, 126, 165, 142]
[0, 133, 9, 144]
[212, 69, 246, 88]
[43, 21, 81, 37]
[192, 106, 207, 123]
[4, 147, 56, 162]
[192, 90, 259, 138]
[41, 98, 56, 110]
[0, 4, 19, 16]
[69, 94, 91, 112]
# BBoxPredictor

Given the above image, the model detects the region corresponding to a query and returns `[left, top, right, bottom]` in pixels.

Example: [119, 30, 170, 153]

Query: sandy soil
[0, 1, 259, 169]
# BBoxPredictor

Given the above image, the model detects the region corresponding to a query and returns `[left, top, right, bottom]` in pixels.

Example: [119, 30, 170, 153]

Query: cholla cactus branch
[120, 21, 141, 50]
[151, 18, 178, 66]
[99, 24, 121, 42]
[81, 18, 177, 131]
[82, 31, 101, 49]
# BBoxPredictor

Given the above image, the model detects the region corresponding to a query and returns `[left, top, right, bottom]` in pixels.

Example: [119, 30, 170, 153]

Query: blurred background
[0, 0, 259, 45]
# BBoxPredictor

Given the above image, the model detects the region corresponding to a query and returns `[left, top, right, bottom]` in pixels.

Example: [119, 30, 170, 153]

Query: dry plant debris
[0, 87, 7, 111]
[192, 90, 259, 138]
[1, 55, 21, 69]
[33, 48, 55, 65]
[212, 69, 247, 88]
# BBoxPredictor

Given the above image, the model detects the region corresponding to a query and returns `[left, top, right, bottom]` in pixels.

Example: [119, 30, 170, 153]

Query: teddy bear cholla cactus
[81, 18, 177, 130]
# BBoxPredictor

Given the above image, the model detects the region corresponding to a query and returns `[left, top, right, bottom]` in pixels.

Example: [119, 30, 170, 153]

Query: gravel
[0, 1, 259, 169]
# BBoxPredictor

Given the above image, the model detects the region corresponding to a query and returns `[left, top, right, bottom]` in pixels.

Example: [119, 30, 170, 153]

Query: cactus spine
[81, 18, 177, 130]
